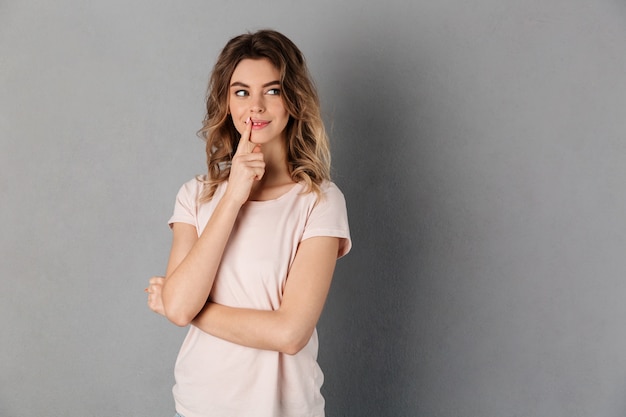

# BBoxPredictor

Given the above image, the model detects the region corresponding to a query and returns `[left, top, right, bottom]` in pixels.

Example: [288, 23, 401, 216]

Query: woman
[146, 29, 351, 417]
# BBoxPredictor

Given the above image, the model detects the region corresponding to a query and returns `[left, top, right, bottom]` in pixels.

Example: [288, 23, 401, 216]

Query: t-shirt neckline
[244, 182, 302, 205]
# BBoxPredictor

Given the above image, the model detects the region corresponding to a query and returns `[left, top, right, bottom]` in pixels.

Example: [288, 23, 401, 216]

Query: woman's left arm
[191, 236, 340, 355]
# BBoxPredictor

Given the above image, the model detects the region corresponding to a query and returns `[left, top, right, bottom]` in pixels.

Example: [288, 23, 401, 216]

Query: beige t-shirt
[168, 178, 351, 417]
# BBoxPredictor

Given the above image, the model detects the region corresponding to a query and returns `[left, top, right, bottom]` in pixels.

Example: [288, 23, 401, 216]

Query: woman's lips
[251, 120, 270, 129]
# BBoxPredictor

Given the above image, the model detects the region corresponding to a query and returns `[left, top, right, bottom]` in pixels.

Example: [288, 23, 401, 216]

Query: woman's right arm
[160, 196, 241, 326]
[158, 118, 263, 326]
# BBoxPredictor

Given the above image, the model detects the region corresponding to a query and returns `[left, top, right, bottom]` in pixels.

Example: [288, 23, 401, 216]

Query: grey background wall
[2, 0, 626, 416]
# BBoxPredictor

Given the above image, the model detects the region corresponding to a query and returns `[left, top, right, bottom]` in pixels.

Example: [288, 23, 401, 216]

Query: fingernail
[245, 117, 251, 125]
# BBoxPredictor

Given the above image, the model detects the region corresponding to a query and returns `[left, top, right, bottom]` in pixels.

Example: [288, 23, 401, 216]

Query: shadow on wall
[318, 34, 435, 416]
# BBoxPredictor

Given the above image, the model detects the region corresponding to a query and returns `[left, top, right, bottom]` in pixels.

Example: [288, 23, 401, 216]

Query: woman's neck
[256, 138, 292, 185]
[247, 140, 295, 200]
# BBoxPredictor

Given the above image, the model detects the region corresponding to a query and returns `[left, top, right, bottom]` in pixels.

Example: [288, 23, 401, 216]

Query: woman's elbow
[161, 289, 200, 327]
[163, 302, 195, 327]
[280, 327, 314, 356]
[166, 312, 192, 327]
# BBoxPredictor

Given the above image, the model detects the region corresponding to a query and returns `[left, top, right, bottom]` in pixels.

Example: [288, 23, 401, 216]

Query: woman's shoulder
[176, 176, 204, 198]
[319, 180, 347, 201]
[322, 180, 343, 191]
[176, 176, 227, 200]
[293, 180, 348, 212]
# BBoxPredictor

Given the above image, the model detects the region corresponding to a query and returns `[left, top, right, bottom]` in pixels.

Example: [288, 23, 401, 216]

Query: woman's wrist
[221, 188, 248, 210]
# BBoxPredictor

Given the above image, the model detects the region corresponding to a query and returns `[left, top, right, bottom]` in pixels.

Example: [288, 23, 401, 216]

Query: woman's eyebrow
[230, 80, 281, 88]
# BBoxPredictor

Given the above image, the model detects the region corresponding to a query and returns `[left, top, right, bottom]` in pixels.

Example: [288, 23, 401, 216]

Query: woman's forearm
[192, 303, 311, 355]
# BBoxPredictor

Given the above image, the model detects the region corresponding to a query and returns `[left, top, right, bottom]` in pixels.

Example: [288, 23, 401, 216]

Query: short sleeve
[168, 179, 200, 228]
[302, 183, 352, 258]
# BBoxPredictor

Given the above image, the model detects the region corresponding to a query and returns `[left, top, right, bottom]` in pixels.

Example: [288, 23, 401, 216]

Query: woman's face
[228, 58, 290, 147]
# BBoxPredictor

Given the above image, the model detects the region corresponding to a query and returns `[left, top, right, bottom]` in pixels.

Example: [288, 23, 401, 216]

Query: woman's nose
[249, 95, 265, 113]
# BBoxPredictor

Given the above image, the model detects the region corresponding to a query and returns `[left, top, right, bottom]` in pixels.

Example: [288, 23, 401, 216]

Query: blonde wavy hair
[197, 29, 331, 202]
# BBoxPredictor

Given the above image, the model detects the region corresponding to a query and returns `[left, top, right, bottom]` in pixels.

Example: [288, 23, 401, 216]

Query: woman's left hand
[146, 276, 166, 316]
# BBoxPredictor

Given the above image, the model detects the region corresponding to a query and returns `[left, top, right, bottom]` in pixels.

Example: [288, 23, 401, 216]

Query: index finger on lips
[235, 117, 253, 155]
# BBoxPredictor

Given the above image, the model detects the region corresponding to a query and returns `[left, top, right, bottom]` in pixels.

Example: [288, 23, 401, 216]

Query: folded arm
[192, 236, 340, 355]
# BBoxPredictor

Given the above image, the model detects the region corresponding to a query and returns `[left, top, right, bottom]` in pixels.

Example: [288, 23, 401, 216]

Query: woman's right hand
[224, 117, 265, 205]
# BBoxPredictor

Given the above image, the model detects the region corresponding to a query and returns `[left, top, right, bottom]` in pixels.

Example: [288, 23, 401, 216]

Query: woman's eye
[234, 90, 248, 97]
[266, 88, 280, 96]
